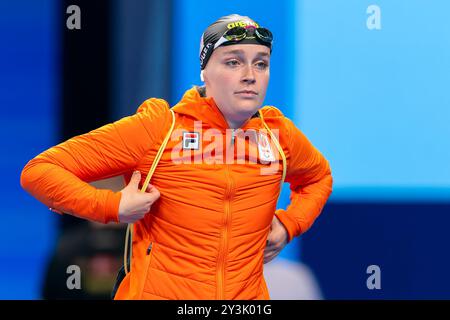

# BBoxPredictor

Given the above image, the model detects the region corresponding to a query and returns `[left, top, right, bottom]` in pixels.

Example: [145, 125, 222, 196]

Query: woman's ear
[200, 70, 205, 82]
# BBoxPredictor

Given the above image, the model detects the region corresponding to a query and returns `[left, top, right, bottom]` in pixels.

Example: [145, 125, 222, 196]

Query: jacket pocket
[139, 241, 156, 299]
[145, 241, 155, 270]
[146, 241, 154, 257]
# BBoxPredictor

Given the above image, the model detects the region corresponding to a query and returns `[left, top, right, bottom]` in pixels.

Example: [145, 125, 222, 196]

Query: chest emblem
[183, 132, 200, 150]
[257, 132, 276, 162]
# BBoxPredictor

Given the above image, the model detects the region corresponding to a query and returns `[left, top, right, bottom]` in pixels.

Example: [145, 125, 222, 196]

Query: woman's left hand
[264, 215, 289, 264]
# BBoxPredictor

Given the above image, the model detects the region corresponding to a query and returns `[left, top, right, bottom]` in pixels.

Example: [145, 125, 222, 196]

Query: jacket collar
[171, 86, 261, 131]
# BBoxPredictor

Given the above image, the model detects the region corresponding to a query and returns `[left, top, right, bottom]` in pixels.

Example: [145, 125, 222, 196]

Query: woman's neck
[198, 85, 253, 129]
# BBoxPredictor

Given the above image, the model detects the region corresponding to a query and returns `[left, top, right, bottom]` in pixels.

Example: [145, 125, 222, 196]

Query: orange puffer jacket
[21, 87, 333, 300]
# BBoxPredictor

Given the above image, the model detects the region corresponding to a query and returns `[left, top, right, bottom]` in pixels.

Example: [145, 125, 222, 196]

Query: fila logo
[183, 132, 200, 150]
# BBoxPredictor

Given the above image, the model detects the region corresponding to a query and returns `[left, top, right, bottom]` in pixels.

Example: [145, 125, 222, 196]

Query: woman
[20, 14, 333, 300]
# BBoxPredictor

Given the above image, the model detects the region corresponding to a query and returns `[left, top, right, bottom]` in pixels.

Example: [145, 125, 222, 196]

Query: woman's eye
[225, 60, 239, 66]
[256, 61, 269, 69]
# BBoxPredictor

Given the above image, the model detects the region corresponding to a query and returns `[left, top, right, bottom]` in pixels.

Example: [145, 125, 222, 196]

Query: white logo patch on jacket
[258, 132, 275, 162]
[183, 132, 200, 150]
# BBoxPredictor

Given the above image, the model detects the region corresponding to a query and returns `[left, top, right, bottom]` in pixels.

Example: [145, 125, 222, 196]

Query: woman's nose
[241, 65, 256, 84]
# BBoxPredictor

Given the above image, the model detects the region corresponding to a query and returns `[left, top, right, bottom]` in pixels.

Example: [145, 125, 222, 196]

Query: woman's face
[203, 44, 270, 128]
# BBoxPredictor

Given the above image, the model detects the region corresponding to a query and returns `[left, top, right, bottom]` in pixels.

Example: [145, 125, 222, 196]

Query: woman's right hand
[118, 171, 160, 223]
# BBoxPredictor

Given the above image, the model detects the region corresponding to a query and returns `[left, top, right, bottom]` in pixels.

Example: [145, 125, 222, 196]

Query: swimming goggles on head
[213, 26, 273, 50]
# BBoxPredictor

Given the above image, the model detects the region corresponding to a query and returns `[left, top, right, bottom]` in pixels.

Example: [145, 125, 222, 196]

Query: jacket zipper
[216, 136, 235, 299]
[215, 118, 253, 299]
[146, 242, 153, 255]
[231, 128, 236, 145]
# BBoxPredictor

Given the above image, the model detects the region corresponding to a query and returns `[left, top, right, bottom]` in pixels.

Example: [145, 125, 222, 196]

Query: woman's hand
[264, 215, 289, 264]
[118, 171, 160, 223]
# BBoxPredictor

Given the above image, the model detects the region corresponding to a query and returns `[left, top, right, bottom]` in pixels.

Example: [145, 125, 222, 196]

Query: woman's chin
[234, 99, 262, 113]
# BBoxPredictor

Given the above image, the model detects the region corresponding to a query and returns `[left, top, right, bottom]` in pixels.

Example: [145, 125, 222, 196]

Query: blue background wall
[295, 1, 450, 202]
[294, 0, 450, 299]
[0, 0, 59, 299]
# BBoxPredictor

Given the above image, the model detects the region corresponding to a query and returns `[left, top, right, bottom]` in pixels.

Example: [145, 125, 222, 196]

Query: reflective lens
[255, 28, 273, 43]
[213, 26, 273, 51]
[223, 27, 247, 42]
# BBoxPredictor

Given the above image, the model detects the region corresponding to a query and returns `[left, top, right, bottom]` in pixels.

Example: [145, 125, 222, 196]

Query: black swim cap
[199, 14, 273, 70]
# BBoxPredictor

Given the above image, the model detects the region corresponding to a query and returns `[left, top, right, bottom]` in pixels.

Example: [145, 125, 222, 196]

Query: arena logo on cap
[226, 20, 259, 30]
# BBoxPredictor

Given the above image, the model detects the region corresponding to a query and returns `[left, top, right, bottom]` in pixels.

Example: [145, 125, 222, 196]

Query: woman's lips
[235, 90, 258, 97]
